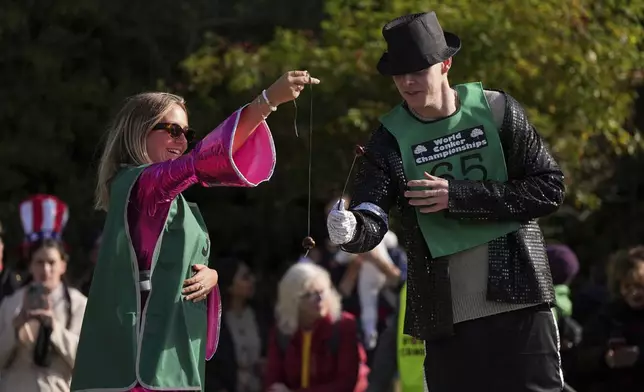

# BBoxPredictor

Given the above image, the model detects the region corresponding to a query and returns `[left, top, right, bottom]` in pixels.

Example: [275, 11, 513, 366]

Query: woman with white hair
[264, 263, 368, 392]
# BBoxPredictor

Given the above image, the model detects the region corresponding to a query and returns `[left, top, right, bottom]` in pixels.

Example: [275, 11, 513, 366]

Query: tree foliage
[183, 0, 644, 210]
[0, 0, 642, 276]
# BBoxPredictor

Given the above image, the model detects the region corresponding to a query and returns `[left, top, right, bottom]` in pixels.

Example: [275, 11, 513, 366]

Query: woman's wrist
[254, 94, 274, 120]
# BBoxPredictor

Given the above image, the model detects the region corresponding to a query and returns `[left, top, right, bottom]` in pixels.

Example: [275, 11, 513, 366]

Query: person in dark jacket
[0, 221, 25, 305]
[327, 11, 565, 392]
[567, 246, 644, 392]
[547, 244, 583, 350]
[206, 258, 268, 392]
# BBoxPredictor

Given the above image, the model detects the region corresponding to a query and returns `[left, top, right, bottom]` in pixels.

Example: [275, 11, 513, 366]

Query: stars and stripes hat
[19, 194, 69, 256]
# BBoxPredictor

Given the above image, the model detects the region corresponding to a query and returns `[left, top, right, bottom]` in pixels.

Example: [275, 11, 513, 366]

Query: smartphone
[27, 283, 49, 310]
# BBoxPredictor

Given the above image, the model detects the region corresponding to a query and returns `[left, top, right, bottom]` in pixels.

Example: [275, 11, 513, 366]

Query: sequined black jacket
[342, 92, 565, 341]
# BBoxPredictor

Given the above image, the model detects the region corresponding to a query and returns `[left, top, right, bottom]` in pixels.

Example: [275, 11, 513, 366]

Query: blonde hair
[275, 262, 342, 335]
[95, 92, 187, 211]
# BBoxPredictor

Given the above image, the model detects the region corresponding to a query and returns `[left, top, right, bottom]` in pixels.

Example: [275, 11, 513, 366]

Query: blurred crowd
[0, 194, 642, 392]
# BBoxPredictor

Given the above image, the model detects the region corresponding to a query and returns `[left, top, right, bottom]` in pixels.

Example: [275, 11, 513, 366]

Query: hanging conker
[302, 236, 316, 250]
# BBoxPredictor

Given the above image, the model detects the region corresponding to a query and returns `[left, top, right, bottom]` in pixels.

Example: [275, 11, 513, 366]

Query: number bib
[381, 82, 520, 258]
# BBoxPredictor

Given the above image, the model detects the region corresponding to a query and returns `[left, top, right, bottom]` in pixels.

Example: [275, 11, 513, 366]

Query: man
[327, 11, 566, 392]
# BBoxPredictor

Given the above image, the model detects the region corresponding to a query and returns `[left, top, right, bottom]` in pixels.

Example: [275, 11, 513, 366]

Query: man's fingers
[406, 180, 433, 188]
[408, 198, 439, 206]
[423, 172, 440, 180]
[405, 189, 443, 198]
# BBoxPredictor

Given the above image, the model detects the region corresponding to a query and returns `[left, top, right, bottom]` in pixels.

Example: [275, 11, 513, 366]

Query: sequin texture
[342, 93, 565, 340]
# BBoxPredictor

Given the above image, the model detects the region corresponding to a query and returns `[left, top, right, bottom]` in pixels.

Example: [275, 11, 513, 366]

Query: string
[307, 82, 313, 238]
[338, 154, 358, 210]
[294, 80, 313, 257]
[293, 100, 299, 138]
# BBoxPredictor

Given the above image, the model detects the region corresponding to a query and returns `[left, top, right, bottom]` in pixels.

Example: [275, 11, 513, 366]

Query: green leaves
[184, 0, 644, 209]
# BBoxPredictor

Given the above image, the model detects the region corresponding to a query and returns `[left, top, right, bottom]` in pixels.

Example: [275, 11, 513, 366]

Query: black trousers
[424, 304, 564, 392]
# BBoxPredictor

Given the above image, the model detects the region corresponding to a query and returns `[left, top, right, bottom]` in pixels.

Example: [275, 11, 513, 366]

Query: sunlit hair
[275, 262, 342, 335]
[95, 92, 187, 211]
[607, 245, 644, 297]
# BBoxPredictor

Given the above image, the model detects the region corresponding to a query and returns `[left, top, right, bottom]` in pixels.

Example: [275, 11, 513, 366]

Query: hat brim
[377, 31, 461, 76]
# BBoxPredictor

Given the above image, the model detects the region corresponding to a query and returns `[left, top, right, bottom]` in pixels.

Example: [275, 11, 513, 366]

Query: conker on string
[302, 236, 316, 250]
[355, 145, 366, 156]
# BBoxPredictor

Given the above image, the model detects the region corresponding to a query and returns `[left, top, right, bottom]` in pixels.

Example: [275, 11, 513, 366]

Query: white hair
[275, 262, 342, 335]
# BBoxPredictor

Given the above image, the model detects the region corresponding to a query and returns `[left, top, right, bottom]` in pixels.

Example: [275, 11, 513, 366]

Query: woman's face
[30, 246, 66, 290]
[229, 263, 255, 300]
[621, 262, 644, 310]
[145, 104, 190, 163]
[298, 278, 329, 322]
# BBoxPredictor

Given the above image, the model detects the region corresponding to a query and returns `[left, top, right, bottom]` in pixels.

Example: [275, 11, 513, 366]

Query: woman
[568, 246, 644, 392]
[0, 239, 88, 392]
[206, 258, 266, 392]
[71, 70, 320, 392]
[264, 262, 368, 392]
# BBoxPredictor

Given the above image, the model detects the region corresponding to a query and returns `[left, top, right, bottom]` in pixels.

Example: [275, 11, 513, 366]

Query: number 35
[429, 153, 488, 180]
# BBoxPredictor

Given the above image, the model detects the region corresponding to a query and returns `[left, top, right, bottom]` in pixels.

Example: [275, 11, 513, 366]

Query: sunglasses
[152, 123, 196, 143]
[300, 289, 326, 301]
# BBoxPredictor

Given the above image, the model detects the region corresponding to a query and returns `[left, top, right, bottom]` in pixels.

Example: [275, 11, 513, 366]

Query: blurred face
[229, 263, 255, 300]
[30, 246, 67, 290]
[621, 262, 644, 310]
[298, 278, 329, 322]
[392, 59, 451, 111]
[145, 104, 190, 163]
[0, 236, 4, 266]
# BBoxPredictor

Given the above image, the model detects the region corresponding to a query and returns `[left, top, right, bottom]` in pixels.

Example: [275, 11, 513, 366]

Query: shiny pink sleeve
[132, 106, 276, 215]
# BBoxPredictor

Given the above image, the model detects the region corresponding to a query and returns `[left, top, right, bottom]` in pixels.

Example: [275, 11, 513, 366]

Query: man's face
[392, 59, 451, 111]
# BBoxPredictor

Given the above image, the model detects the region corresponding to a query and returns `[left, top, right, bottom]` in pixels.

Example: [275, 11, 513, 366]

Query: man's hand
[327, 199, 357, 244]
[405, 172, 449, 213]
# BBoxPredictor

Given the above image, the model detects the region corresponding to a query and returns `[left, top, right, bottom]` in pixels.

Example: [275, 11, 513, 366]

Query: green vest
[397, 282, 426, 392]
[71, 166, 210, 391]
[381, 82, 520, 258]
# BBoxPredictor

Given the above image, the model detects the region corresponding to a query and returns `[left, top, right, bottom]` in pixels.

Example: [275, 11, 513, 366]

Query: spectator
[569, 246, 644, 392]
[207, 258, 267, 392]
[0, 221, 24, 305]
[547, 244, 582, 350]
[0, 239, 87, 392]
[264, 262, 368, 392]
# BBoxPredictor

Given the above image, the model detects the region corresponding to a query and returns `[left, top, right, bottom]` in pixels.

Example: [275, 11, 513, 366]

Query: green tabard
[71, 165, 210, 391]
[381, 82, 520, 258]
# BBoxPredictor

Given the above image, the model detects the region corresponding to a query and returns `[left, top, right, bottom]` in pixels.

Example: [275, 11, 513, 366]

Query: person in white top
[0, 239, 87, 392]
[332, 197, 401, 350]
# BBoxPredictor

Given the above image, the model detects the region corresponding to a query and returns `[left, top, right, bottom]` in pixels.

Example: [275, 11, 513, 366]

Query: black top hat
[377, 12, 461, 76]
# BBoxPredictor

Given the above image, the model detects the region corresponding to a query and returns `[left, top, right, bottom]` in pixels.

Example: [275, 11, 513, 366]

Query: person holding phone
[568, 246, 644, 392]
[0, 239, 87, 392]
